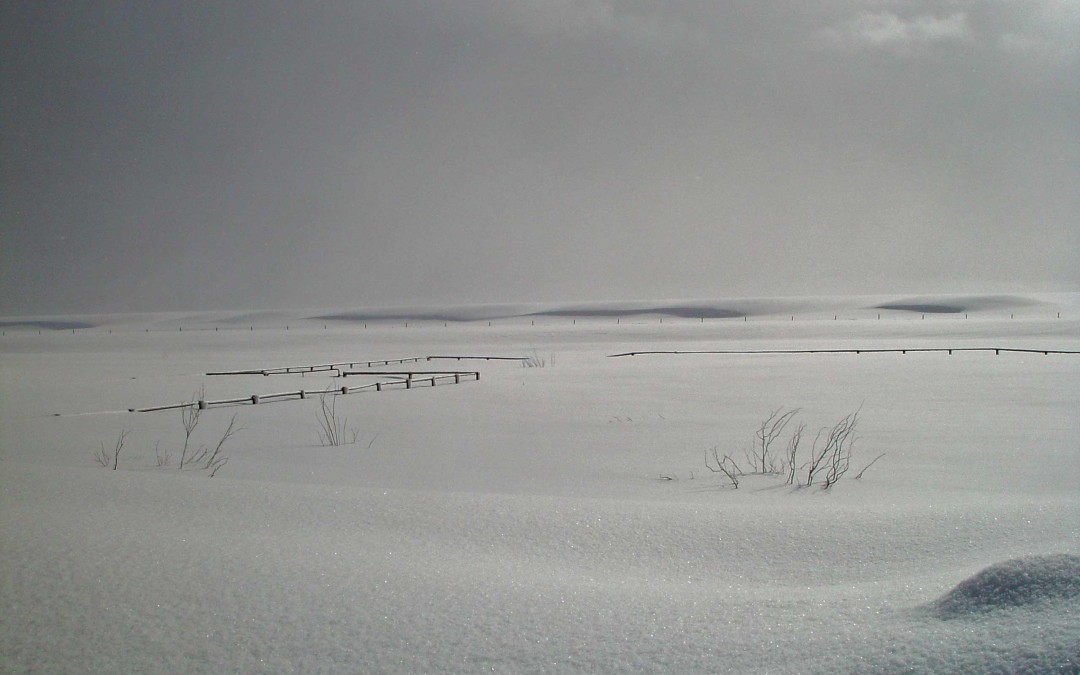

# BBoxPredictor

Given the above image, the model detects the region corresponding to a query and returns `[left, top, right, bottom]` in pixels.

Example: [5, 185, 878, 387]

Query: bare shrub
[178, 388, 204, 469]
[706, 446, 742, 489]
[95, 429, 130, 470]
[705, 407, 869, 491]
[186, 413, 241, 477]
[154, 440, 171, 467]
[522, 350, 547, 368]
[806, 408, 860, 489]
[316, 392, 360, 447]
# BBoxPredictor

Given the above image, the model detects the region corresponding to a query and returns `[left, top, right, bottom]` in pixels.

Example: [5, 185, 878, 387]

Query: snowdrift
[930, 554, 1080, 617]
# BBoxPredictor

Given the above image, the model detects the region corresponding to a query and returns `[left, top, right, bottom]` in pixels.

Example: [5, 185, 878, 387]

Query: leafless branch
[854, 452, 886, 480]
[755, 407, 799, 473]
[786, 423, 805, 485]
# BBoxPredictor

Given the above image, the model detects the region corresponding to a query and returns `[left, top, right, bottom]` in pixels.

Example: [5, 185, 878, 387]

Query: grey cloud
[482, 0, 711, 49]
[819, 11, 973, 52]
[996, 1, 1080, 63]
[1, 1, 1076, 314]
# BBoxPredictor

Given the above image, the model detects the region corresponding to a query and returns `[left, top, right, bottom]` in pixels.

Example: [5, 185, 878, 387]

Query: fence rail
[207, 357, 426, 377]
[426, 355, 532, 362]
[206, 355, 534, 376]
[609, 347, 1080, 358]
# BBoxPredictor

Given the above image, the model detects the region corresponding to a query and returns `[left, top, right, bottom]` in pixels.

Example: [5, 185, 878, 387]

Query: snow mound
[526, 304, 745, 319]
[930, 554, 1080, 618]
[0, 319, 95, 331]
[873, 294, 1037, 314]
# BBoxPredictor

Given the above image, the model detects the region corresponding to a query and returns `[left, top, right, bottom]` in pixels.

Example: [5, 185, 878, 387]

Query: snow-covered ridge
[2, 292, 1076, 330]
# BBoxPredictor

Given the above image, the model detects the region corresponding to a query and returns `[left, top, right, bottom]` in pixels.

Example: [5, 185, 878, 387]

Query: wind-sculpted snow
[929, 554, 1080, 617]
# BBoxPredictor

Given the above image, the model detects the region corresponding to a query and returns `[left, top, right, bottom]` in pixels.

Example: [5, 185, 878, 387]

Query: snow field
[1, 297, 1078, 672]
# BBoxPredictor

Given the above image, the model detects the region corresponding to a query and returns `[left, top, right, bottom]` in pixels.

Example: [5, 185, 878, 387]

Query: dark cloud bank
[2, 1, 1077, 315]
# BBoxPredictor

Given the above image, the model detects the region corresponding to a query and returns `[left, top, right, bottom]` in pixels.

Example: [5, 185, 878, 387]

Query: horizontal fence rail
[426, 356, 532, 362]
[609, 347, 1080, 358]
[207, 357, 426, 377]
[130, 371, 480, 413]
[206, 355, 535, 376]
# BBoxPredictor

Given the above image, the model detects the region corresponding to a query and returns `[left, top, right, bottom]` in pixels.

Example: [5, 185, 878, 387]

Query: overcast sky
[2, 1, 1077, 314]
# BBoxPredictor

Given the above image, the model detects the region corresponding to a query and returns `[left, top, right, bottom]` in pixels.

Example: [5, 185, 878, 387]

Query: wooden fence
[130, 371, 480, 413]
[134, 354, 534, 413]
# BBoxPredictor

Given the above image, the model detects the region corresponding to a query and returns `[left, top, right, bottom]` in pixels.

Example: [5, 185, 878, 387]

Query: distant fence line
[609, 347, 1080, 358]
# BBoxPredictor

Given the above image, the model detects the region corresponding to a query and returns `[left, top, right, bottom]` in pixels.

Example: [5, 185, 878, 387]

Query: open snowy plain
[2, 294, 1078, 673]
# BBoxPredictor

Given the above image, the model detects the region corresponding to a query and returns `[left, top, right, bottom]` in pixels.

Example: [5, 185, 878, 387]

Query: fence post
[198, 400, 207, 410]
[251, 394, 260, 404]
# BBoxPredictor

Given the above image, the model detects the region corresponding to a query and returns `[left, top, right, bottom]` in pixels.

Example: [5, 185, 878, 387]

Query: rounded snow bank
[930, 554, 1080, 618]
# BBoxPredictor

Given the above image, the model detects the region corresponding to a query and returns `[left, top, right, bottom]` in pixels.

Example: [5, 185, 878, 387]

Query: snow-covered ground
[2, 294, 1078, 673]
